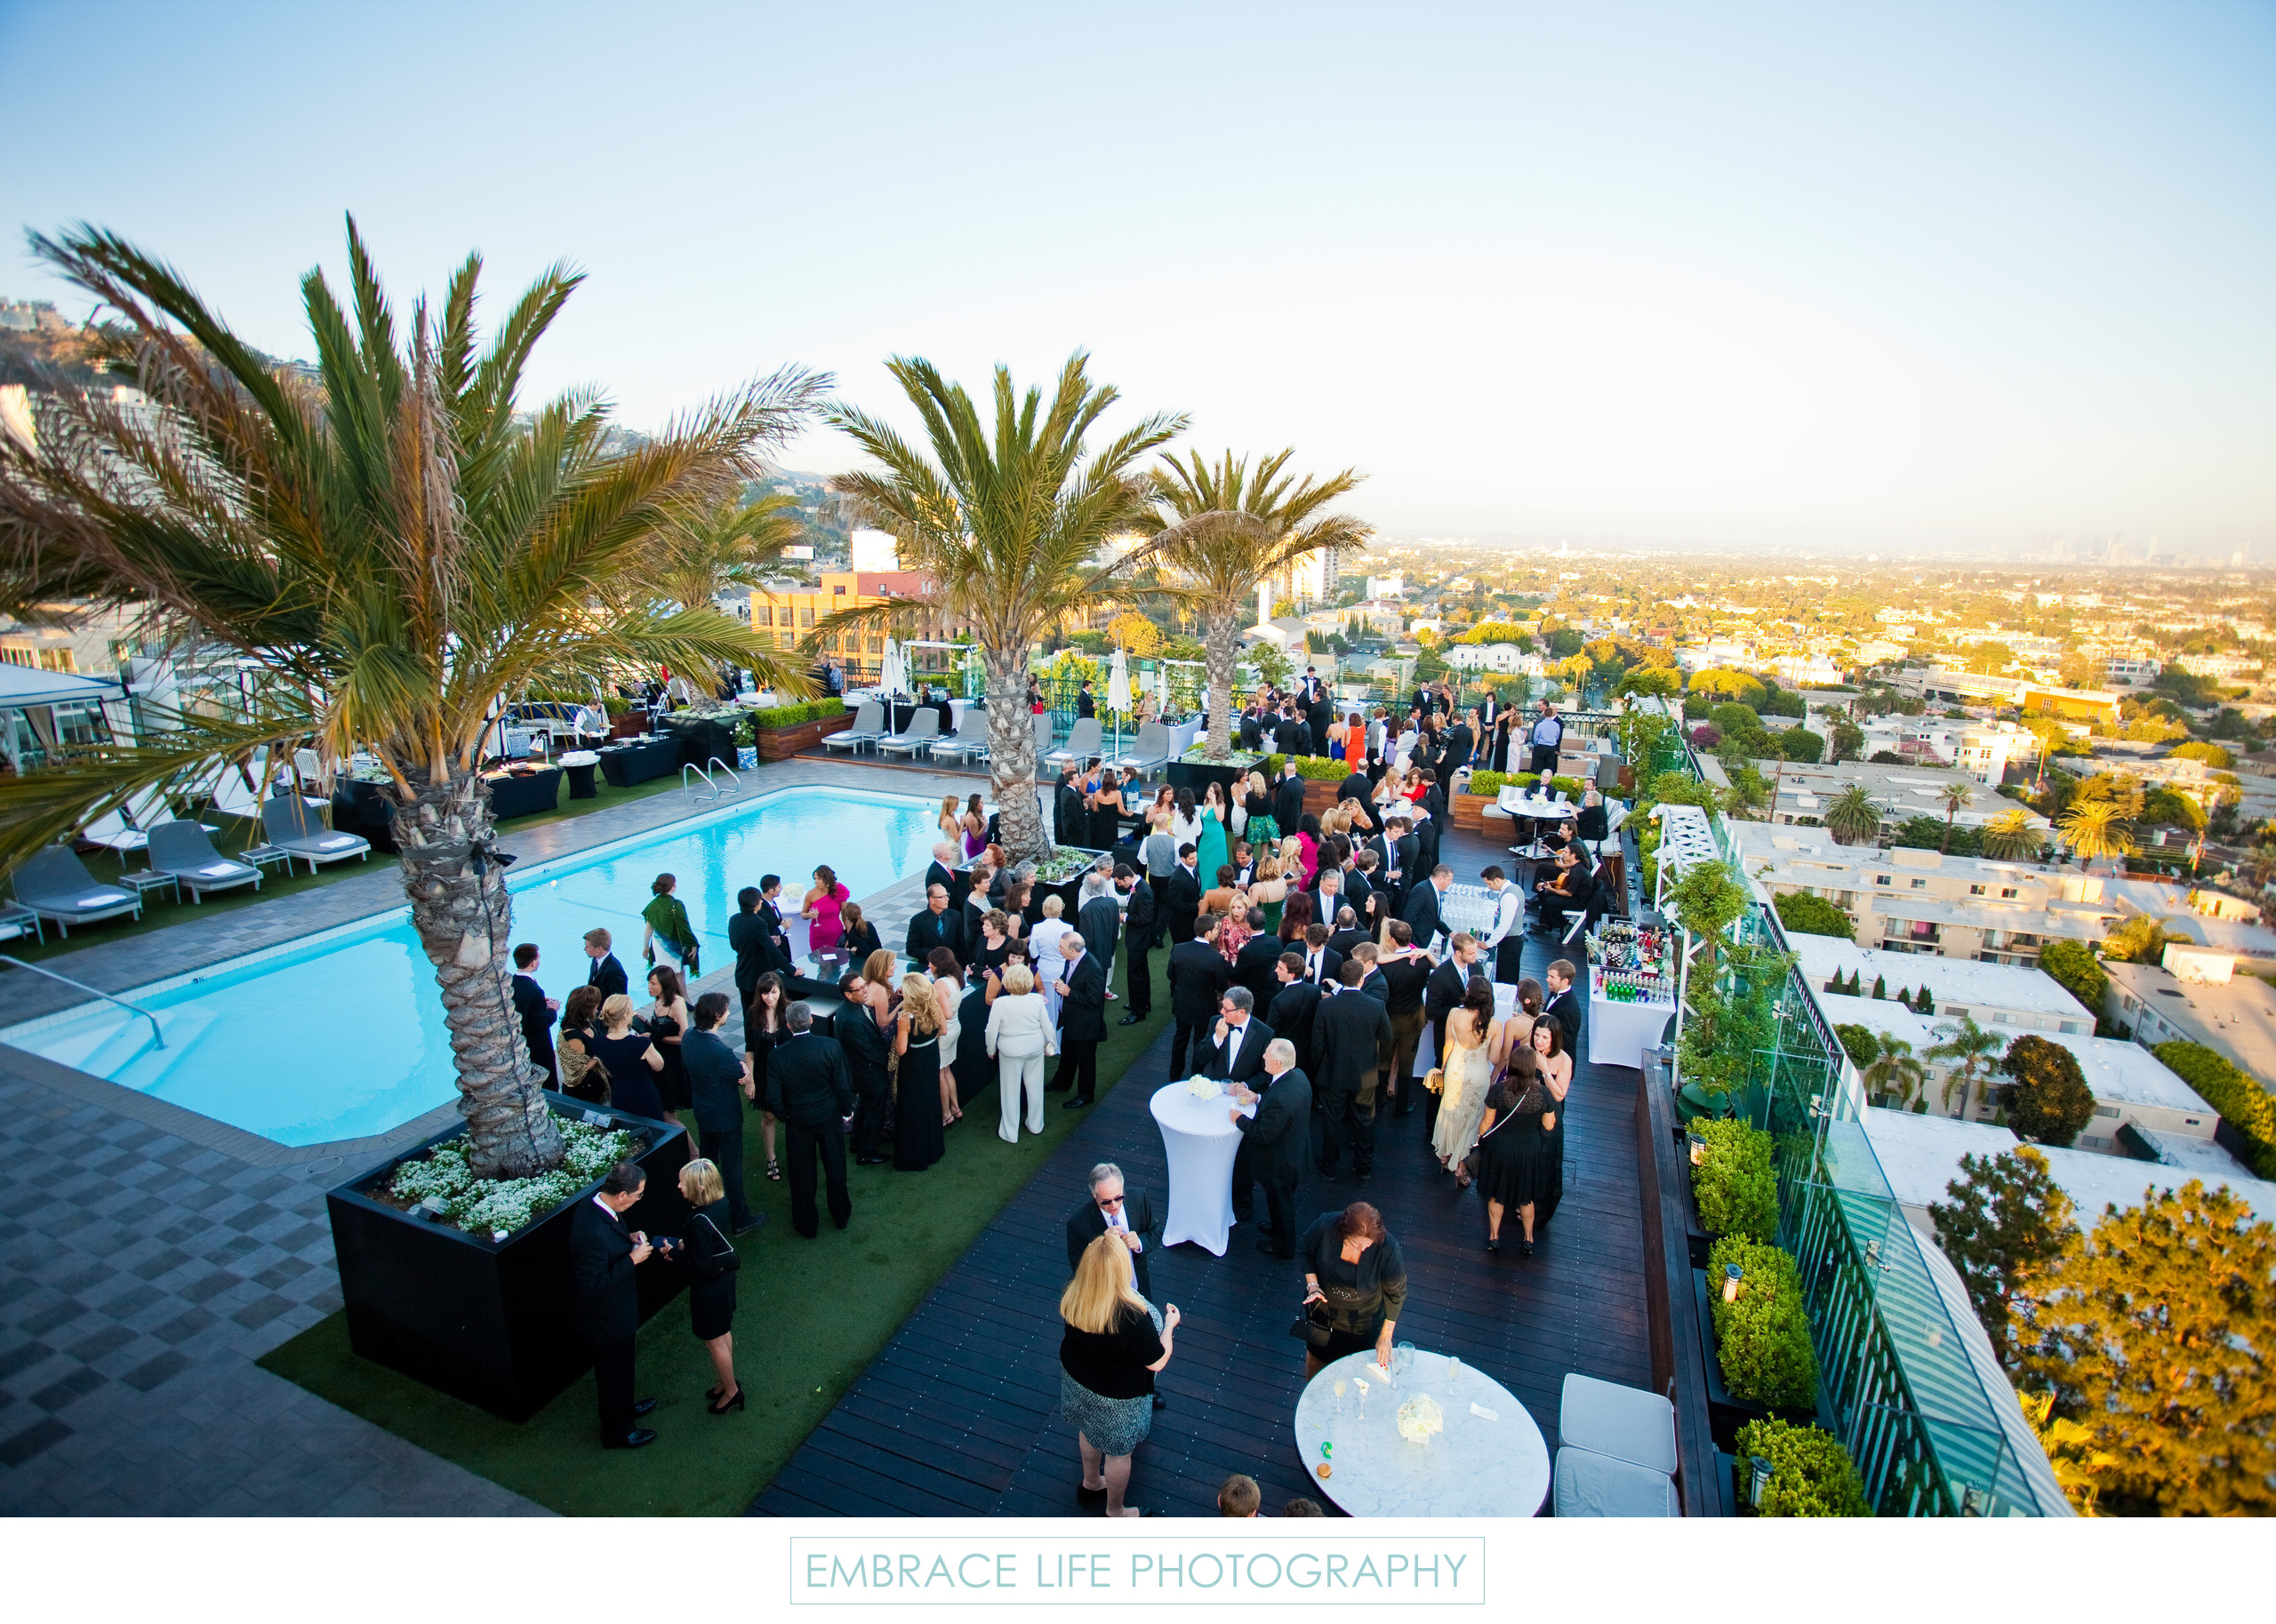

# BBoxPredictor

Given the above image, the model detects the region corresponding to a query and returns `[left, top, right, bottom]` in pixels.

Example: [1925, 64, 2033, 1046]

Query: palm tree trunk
[389, 772, 565, 1179]
[984, 647, 1046, 863]
[1203, 609, 1238, 759]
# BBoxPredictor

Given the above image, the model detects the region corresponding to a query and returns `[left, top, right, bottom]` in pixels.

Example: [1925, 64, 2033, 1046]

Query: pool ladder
[681, 756, 745, 803]
[0, 954, 165, 1049]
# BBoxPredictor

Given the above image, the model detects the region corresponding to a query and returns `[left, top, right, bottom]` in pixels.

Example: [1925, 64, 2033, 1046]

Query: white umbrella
[1106, 647, 1133, 756]
[880, 637, 907, 694]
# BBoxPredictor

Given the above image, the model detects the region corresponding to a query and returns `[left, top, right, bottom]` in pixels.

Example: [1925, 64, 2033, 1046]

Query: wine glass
[1394, 1340, 1415, 1380]
[1354, 1375, 1370, 1420]
[1333, 1378, 1347, 1414]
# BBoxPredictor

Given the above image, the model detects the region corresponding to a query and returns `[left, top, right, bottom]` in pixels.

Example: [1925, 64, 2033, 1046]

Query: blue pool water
[3, 787, 938, 1147]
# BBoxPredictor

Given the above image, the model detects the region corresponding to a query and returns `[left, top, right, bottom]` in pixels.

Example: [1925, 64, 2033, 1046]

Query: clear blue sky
[5, 0, 2271, 552]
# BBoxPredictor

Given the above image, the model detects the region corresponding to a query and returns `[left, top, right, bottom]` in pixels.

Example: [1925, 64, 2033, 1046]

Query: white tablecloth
[1292, 1348, 1551, 1516]
[1587, 991, 1674, 1070]
[1165, 717, 1204, 755]
[1150, 1080, 1255, 1256]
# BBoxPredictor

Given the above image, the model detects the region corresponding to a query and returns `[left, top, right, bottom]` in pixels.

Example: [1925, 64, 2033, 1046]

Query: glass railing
[1657, 723, 2052, 1516]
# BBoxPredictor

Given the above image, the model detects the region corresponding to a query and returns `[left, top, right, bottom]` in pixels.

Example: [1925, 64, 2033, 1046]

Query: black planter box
[326, 1095, 692, 1421]
[1166, 757, 1255, 798]
[661, 714, 738, 770]
[482, 766, 563, 821]
[1029, 846, 1111, 916]
[1694, 1267, 1779, 1452]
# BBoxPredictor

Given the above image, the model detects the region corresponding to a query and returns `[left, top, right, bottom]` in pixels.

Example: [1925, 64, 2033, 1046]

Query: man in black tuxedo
[1053, 932, 1109, 1108]
[571, 1160, 665, 1449]
[1379, 924, 1435, 1117]
[1439, 714, 1474, 780]
[1296, 924, 1343, 989]
[729, 887, 790, 1012]
[1230, 1040, 1310, 1257]
[834, 982, 894, 1166]
[1238, 705, 1266, 751]
[1403, 863, 1453, 953]
[1543, 957, 1583, 1052]
[583, 928, 629, 1001]
[1234, 908, 1286, 1004]
[1117, 867, 1157, 1023]
[1312, 868, 1350, 933]
[904, 882, 966, 963]
[1077, 679, 1096, 719]
[765, 1004, 854, 1236]
[1078, 885, 1123, 999]
[1164, 843, 1203, 945]
[1267, 952, 1323, 1073]
[1166, 917, 1230, 1077]
[1382, 816, 1419, 914]
[1326, 908, 1372, 965]
[1271, 761, 1308, 836]
[757, 874, 794, 963]
[1201, 987, 1275, 1084]
[1064, 1162, 1163, 1303]
[1312, 961, 1394, 1180]
[510, 943, 557, 1084]
[685, 991, 763, 1235]
[924, 842, 960, 906]
[1338, 768, 1372, 806]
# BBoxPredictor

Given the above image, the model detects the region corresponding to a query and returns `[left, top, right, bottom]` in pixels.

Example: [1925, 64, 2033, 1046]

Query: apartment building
[1788, 934, 2096, 1035]
[2104, 655, 2161, 686]
[2103, 948, 2276, 1086]
[1892, 667, 2121, 725]
[1446, 642, 1545, 676]
[745, 571, 979, 673]
[1852, 717, 2035, 782]
[1822, 990, 2215, 1148]
[1729, 758, 2052, 831]
[1740, 825, 2107, 966]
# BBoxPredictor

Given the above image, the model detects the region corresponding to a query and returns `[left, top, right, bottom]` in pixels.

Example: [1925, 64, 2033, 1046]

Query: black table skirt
[597, 738, 680, 787]
[484, 767, 563, 820]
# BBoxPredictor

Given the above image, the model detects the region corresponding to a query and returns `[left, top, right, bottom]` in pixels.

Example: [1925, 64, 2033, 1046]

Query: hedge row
[747, 700, 850, 730]
[2152, 1042, 2276, 1179]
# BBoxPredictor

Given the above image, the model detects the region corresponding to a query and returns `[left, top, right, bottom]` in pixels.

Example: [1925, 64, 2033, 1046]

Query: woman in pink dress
[961, 793, 989, 860]
[804, 863, 850, 953]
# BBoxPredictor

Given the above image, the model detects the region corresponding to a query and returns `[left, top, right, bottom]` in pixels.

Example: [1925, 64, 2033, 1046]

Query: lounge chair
[260, 796, 373, 876]
[931, 712, 990, 764]
[147, 820, 263, 902]
[1031, 710, 1054, 764]
[79, 807, 151, 854]
[11, 846, 143, 937]
[876, 708, 941, 758]
[1044, 716, 1102, 770]
[821, 700, 886, 755]
[1105, 721, 1170, 776]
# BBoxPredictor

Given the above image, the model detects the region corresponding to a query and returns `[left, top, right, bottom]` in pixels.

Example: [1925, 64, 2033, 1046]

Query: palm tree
[0, 220, 825, 1176]
[1926, 1015, 2003, 1116]
[818, 353, 1186, 860]
[2059, 797, 2135, 870]
[1939, 780, 1975, 853]
[1134, 450, 1369, 758]
[1858, 1034, 1928, 1109]
[1825, 782, 1884, 846]
[1982, 807, 2041, 861]
[641, 486, 806, 697]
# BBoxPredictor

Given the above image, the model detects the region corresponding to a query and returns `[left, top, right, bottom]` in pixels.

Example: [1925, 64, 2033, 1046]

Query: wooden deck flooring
[753, 836, 1655, 1517]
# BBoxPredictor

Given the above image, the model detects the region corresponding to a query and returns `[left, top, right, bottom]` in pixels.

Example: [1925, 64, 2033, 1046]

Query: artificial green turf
[9, 771, 689, 966]
[257, 948, 1167, 1516]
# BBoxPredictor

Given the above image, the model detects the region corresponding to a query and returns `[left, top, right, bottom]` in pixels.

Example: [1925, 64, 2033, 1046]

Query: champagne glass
[1333, 1378, 1347, 1414]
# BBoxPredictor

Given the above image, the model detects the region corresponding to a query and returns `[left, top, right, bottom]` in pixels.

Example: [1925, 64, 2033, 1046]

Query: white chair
[260, 796, 373, 875]
[876, 708, 941, 757]
[79, 807, 150, 854]
[1553, 1372, 1679, 1516]
[1107, 722, 1171, 776]
[821, 700, 886, 754]
[932, 713, 991, 764]
[1553, 1446, 1679, 1516]
[1031, 710, 1054, 764]
[1044, 716, 1102, 770]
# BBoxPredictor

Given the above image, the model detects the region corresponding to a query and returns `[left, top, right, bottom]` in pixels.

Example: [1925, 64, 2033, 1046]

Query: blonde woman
[587, 994, 666, 1121]
[894, 974, 946, 1172]
[1430, 980, 1503, 1187]
[986, 962, 1056, 1141]
[1030, 894, 1073, 1027]
[675, 1158, 742, 1414]
[926, 948, 966, 1128]
[938, 794, 964, 845]
[1060, 1233, 1176, 1518]
[1242, 771, 1279, 846]
[1248, 850, 1291, 933]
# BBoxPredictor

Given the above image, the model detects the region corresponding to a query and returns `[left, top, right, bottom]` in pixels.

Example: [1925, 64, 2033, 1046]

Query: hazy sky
[5, 1, 2272, 552]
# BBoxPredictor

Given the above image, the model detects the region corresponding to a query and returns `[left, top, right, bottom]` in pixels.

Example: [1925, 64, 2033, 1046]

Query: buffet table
[1292, 1347, 1550, 1517]
[482, 766, 562, 820]
[1586, 982, 1675, 1070]
[597, 737, 680, 788]
[1150, 1079, 1255, 1256]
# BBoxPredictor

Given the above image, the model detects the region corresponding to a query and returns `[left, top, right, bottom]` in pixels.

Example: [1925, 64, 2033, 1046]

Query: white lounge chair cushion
[1559, 1372, 1679, 1473]
[1553, 1446, 1679, 1516]
[316, 836, 361, 850]
[76, 891, 132, 908]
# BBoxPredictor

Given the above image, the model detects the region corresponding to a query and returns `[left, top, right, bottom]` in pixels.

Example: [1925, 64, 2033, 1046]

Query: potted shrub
[325, 1094, 692, 1420]
[746, 697, 856, 761]
[1689, 1117, 1779, 1250]
[1698, 1234, 1817, 1445]
[607, 704, 645, 740]
[1294, 755, 1355, 813]
[1733, 1417, 1871, 1516]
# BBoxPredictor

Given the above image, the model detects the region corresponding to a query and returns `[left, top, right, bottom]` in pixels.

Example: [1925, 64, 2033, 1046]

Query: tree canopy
[1928, 1146, 2074, 1365]
[1999, 1034, 2095, 1146]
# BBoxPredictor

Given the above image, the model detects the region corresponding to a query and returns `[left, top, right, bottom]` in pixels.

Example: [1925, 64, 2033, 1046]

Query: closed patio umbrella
[1106, 646, 1132, 756]
[880, 637, 908, 695]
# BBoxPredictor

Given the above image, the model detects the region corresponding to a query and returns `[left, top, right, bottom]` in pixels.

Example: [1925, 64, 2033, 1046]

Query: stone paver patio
[0, 755, 991, 1512]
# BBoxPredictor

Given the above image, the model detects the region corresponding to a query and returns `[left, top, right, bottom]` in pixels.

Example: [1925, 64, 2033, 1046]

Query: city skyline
[4, 0, 2271, 552]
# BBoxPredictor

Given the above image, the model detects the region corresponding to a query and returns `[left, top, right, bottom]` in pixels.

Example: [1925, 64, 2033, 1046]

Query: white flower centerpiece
[1395, 1392, 1445, 1446]
[1185, 1076, 1223, 1100]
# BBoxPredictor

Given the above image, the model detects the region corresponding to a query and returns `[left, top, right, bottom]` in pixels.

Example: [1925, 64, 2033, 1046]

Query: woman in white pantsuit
[1030, 894, 1074, 1030]
[986, 964, 1057, 1142]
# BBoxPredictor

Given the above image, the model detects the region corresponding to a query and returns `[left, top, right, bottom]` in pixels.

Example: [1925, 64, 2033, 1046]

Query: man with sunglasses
[1063, 1162, 1168, 1409]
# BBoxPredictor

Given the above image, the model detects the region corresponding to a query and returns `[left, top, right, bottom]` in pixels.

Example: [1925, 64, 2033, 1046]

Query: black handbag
[1287, 1298, 1334, 1348]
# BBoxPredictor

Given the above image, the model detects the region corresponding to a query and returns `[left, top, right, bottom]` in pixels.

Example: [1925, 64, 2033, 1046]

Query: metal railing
[1647, 711, 2055, 1517]
[0, 954, 165, 1051]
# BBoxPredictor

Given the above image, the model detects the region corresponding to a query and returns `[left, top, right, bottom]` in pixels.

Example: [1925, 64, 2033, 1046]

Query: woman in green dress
[641, 872, 701, 977]
[1197, 781, 1230, 885]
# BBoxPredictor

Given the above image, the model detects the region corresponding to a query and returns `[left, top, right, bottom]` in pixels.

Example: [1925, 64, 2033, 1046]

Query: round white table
[1149, 1080, 1254, 1256]
[1293, 1348, 1550, 1517]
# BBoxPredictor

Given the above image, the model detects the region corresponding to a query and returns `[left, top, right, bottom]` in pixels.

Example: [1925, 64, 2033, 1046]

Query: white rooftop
[2034, 1144, 2276, 1226]
[1788, 937, 2094, 1024]
[1859, 1108, 2020, 1208]
[2034, 1032, 2212, 1116]
[2133, 1126, 2261, 1182]
[1816, 991, 1940, 1053]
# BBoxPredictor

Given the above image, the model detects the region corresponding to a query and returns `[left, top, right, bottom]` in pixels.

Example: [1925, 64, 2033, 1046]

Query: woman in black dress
[1478, 1018, 1570, 1255]
[1297, 1203, 1407, 1379]
[745, 971, 789, 1183]
[675, 1157, 743, 1414]
[1489, 712, 1516, 773]
[892, 973, 947, 1171]
[1088, 771, 1123, 851]
[638, 965, 690, 1112]
[587, 994, 666, 1120]
[837, 902, 885, 960]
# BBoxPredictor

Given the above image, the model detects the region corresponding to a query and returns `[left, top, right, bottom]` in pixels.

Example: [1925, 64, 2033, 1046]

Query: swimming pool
[1, 786, 939, 1147]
